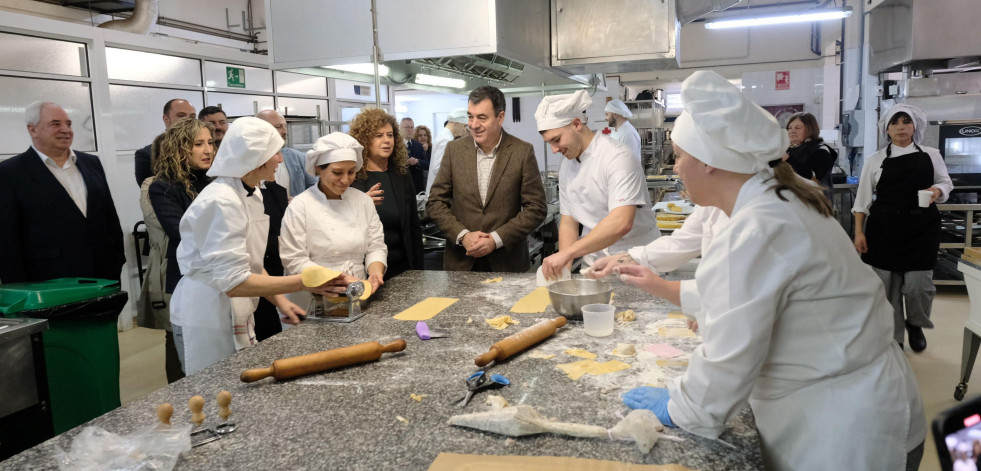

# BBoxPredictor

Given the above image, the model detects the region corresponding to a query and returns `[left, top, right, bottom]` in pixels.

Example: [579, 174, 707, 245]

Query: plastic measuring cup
[582, 304, 615, 337]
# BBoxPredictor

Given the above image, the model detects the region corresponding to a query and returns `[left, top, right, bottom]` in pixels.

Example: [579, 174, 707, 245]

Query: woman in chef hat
[279, 132, 387, 309]
[616, 71, 925, 470]
[170, 117, 350, 374]
[853, 103, 952, 353]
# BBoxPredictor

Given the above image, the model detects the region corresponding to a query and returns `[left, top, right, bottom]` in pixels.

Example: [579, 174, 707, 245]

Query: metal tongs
[191, 422, 237, 447]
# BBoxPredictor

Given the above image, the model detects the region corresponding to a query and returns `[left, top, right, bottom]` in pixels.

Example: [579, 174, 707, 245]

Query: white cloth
[558, 134, 658, 265]
[208, 117, 284, 178]
[667, 171, 925, 471]
[535, 89, 591, 131]
[425, 126, 455, 196]
[628, 205, 728, 274]
[614, 120, 642, 161]
[170, 177, 268, 374]
[879, 103, 928, 145]
[306, 132, 364, 175]
[672, 71, 788, 174]
[279, 185, 386, 310]
[604, 99, 633, 119]
[34, 146, 86, 216]
[852, 143, 953, 214]
[274, 162, 291, 192]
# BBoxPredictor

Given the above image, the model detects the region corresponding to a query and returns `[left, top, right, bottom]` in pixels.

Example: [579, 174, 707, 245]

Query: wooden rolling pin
[475, 317, 567, 367]
[241, 340, 406, 383]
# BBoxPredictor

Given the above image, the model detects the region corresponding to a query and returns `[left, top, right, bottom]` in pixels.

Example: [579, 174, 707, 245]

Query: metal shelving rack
[623, 99, 666, 176]
[937, 203, 981, 286]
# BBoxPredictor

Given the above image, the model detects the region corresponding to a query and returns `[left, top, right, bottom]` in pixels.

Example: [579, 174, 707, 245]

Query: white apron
[171, 181, 268, 374]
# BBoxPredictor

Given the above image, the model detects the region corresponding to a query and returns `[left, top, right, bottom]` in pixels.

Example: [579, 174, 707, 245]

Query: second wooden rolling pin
[241, 340, 406, 383]
[475, 317, 567, 367]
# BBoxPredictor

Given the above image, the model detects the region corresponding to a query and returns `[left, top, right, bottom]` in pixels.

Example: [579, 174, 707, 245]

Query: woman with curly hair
[139, 117, 214, 382]
[349, 108, 423, 279]
[414, 125, 433, 162]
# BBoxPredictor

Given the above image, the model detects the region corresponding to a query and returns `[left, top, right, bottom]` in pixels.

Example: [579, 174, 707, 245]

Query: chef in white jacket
[588, 204, 728, 329]
[537, 90, 659, 281]
[280, 132, 387, 310]
[605, 99, 642, 161]
[170, 117, 347, 374]
[616, 71, 925, 471]
[423, 108, 468, 196]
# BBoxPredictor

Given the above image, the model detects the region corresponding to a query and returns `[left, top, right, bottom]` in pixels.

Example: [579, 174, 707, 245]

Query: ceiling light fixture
[704, 7, 852, 29]
[321, 63, 390, 76]
[414, 73, 466, 89]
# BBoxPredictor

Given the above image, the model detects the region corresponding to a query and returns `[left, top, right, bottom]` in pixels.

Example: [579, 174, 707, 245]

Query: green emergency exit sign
[226, 67, 245, 88]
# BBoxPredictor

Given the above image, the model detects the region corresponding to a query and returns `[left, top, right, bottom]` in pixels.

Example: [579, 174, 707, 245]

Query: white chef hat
[305, 132, 364, 176]
[207, 117, 284, 178]
[447, 108, 468, 124]
[535, 89, 592, 131]
[604, 99, 633, 118]
[878, 103, 926, 145]
[672, 71, 788, 174]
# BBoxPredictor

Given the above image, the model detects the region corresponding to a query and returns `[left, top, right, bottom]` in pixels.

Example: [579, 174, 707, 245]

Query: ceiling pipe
[98, 0, 159, 35]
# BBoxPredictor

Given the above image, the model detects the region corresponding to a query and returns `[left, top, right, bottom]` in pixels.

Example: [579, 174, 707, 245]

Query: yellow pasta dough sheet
[656, 221, 684, 230]
[486, 315, 519, 330]
[658, 326, 696, 338]
[393, 297, 459, 321]
[481, 276, 503, 283]
[510, 286, 551, 313]
[667, 311, 686, 320]
[563, 348, 597, 359]
[556, 359, 630, 380]
[656, 359, 689, 367]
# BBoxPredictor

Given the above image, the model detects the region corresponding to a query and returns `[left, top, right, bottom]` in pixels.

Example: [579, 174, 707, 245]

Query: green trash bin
[0, 278, 128, 434]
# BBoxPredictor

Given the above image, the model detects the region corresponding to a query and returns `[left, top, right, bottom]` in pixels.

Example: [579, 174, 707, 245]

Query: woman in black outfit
[349, 109, 424, 279]
[143, 118, 214, 381]
[783, 112, 835, 184]
[414, 125, 433, 162]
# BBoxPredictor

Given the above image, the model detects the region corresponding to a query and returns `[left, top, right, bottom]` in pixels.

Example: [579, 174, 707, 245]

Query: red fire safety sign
[776, 71, 790, 90]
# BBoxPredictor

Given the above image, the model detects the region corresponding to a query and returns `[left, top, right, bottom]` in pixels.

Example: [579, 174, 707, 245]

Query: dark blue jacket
[0, 147, 125, 283]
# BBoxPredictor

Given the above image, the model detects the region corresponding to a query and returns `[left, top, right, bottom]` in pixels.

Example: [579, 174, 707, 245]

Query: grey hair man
[0, 101, 125, 283]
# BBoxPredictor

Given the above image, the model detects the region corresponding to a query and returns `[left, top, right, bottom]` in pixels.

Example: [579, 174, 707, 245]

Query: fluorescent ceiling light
[705, 7, 852, 29]
[414, 73, 466, 89]
[321, 63, 389, 76]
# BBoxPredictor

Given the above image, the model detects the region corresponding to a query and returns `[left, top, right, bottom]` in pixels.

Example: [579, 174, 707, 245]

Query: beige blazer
[427, 131, 547, 272]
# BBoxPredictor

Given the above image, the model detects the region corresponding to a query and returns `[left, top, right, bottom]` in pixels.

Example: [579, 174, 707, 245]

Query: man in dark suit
[400, 117, 429, 193]
[135, 98, 196, 186]
[0, 101, 125, 283]
[427, 86, 547, 272]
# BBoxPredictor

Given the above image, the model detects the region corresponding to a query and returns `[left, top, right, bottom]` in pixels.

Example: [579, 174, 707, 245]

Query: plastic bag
[55, 423, 192, 471]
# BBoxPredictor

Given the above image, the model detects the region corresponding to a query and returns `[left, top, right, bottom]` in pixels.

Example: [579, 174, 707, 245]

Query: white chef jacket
[279, 185, 387, 279]
[425, 126, 455, 196]
[628, 205, 728, 321]
[613, 120, 642, 162]
[171, 177, 268, 374]
[853, 143, 952, 214]
[559, 134, 658, 266]
[668, 171, 925, 470]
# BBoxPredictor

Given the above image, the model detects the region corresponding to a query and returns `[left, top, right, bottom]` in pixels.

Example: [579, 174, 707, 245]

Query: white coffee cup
[917, 189, 933, 208]
[582, 304, 615, 337]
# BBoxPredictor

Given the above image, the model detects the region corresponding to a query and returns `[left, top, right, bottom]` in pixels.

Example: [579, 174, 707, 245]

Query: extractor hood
[266, 0, 596, 94]
[870, 0, 981, 74]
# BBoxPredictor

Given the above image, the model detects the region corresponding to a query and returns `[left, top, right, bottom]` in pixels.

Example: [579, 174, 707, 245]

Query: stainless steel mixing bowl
[546, 279, 613, 321]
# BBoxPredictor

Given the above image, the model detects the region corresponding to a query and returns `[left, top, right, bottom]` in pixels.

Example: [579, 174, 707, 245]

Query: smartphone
[933, 395, 981, 471]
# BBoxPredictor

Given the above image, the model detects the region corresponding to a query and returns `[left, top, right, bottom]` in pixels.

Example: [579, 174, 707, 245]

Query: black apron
[861, 144, 940, 271]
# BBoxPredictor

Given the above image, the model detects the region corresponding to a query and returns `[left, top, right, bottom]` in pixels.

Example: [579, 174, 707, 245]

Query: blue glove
[623, 386, 676, 427]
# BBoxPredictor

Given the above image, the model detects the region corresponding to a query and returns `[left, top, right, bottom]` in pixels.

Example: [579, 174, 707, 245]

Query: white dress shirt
[457, 134, 505, 248]
[34, 145, 87, 217]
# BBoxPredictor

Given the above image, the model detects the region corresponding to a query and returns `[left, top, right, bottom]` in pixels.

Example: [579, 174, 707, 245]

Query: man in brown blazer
[427, 86, 547, 272]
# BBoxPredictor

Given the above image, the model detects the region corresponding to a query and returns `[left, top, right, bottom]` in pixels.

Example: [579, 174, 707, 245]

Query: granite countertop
[1, 271, 762, 470]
